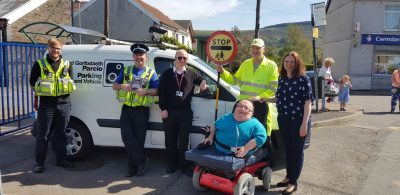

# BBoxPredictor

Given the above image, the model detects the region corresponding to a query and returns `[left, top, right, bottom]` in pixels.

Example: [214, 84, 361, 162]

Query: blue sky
[143, 0, 327, 30]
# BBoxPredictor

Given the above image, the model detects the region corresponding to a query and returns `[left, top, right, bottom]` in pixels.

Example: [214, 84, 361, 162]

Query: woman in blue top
[203, 99, 267, 158]
[265, 51, 312, 194]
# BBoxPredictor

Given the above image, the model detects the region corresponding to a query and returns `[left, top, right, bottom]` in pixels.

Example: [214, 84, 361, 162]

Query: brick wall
[8, 0, 73, 44]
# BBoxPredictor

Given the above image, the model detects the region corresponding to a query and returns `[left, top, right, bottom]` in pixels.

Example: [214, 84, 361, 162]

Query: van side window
[187, 65, 235, 102]
[154, 57, 174, 77]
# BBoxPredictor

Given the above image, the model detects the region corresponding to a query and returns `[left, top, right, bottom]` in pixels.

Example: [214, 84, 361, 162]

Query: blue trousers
[391, 86, 400, 109]
[278, 116, 306, 185]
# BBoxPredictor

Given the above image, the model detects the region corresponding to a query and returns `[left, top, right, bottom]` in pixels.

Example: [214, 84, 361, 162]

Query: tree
[230, 25, 252, 73]
[278, 24, 313, 65]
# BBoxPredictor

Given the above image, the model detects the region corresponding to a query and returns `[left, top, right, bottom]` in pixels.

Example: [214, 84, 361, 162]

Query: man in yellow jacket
[216, 38, 278, 136]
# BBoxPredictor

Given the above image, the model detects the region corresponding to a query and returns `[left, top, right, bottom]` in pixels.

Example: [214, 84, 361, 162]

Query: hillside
[194, 21, 325, 48]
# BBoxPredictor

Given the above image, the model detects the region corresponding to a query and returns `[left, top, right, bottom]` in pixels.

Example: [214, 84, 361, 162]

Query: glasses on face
[50, 46, 62, 51]
[177, 56, 187, 61]
[236, 105, 253, 112]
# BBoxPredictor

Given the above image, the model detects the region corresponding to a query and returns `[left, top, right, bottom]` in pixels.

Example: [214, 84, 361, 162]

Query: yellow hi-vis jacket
[34, 57, 76, 96]
[116, 65, 155, 107]
[220, 56, 279, 136]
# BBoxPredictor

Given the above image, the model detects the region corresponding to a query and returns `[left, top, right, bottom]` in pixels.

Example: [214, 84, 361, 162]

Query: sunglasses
[177, 56, 187, 61]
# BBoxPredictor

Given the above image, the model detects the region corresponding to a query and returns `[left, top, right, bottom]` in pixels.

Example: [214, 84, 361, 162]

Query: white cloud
[142, 0, 239, 19]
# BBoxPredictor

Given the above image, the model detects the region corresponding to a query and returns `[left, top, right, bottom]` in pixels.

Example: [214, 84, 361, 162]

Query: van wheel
[234, 173, 255, 195]
[51, 119, 92, 160]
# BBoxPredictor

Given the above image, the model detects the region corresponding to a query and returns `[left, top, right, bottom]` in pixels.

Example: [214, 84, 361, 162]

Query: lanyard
[175, 72, 184, 92]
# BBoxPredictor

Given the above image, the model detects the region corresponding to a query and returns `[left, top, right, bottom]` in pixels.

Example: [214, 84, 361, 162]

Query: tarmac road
[1, 94, 399, 195]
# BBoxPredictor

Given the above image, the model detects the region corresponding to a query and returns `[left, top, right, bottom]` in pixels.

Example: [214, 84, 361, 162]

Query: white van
[58, 44, 279, 160]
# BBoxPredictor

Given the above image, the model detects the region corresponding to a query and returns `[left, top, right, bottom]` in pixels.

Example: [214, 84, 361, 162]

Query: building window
[182, 36, 185, 45]
[175, 34, 179, 40]
[374, 53, 400, 75]
[385, 6, 400, 30]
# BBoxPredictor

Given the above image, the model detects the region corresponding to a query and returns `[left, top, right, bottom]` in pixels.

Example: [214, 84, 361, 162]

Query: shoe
[390, 108, 395, 113]
[166, 163, 178, 174]
[277, 180, 289, 187]
[33, 164, 44, 173]
[56, 159, 75, 168]
[342, 108, 346, 111]
[126, 166, 137, 177]
[136, 157, 149, 176]
[339, 108, 343, 111]
[281, 185, 297, 195]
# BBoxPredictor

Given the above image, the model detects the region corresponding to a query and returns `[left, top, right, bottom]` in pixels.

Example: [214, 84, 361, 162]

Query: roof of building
[135, 0, 183, 31]
[0, 0, 29, 18]
[174, 20, 191, 30]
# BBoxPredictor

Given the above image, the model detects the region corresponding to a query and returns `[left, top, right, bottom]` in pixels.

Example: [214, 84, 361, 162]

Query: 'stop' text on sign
[206, 31, 238, 65]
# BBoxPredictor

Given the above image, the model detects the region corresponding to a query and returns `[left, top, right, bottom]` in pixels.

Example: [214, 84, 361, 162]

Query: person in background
[319, 57, 335, 103]
[29, 38, 76, 173]
[390, 67, 400, 113]
[158, 49, 208, 176]
[265, 51, 312, 194]
[113, 43, 159, 177]
[338, 75, 352, 111]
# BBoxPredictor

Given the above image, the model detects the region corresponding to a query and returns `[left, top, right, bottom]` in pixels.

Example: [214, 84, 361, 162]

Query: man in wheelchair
[185, 99, 271, 194]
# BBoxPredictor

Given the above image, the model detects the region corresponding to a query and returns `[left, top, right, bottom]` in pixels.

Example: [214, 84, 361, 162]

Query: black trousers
[35, 102, 70, 166]
[252, 100, 267, 125]
[163, 109, 193, 168]
[278, 115, 306, 185]
[120, 105, 149, 169]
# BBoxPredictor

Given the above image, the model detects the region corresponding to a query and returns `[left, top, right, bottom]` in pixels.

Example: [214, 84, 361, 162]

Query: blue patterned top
[276, 75, 313, 120]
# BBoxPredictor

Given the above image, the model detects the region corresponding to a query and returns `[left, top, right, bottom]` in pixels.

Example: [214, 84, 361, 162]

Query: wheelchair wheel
[234, 173, 255, 195]
[192, 167, 207, 191]
[262, 167, 272, 191]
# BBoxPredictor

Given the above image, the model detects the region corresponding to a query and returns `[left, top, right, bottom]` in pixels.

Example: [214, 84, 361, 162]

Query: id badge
[175, 91, 183, 97]
[131, 76, 142, 90]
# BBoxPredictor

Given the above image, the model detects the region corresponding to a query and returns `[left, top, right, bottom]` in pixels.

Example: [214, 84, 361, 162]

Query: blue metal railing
[0, 42, 46, 135]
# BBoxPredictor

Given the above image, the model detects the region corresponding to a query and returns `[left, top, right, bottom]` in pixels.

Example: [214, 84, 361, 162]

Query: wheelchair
[185, 142, 272, 195]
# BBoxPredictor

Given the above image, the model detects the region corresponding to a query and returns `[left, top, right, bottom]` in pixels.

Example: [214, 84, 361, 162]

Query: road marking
[394, 180, 400, 188]
[350, 125, 379, 130]
[388, 127, 400, 131]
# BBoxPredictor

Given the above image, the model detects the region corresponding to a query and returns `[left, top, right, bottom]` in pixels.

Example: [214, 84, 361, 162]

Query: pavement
[311, 99, 364, 128]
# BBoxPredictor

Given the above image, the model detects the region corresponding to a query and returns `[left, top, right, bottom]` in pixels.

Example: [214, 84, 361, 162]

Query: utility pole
[70, 0, 74, 26]
[311, 4, 319, 113]
[104, 0, 109, 38]
[255, 0, 261, 38]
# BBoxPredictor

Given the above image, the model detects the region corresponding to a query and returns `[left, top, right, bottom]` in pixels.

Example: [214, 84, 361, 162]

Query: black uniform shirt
[29, 54, 73, 105]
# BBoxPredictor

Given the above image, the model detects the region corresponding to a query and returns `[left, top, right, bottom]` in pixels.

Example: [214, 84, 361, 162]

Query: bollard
[321, 79, 326, 111]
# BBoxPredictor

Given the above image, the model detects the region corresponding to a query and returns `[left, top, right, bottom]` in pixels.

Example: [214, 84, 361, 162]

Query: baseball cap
[251, 38, 265, 47]
[130, 43, 149, 54]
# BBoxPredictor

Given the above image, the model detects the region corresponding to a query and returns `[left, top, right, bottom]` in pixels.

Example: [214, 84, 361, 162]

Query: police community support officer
[216, 38, 278, 137]
[29, 38, 77, 173]
[158, 49, 208, 176]
[113, 43, 159, 177]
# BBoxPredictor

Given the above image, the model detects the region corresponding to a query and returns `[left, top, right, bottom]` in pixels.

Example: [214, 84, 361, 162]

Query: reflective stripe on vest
[116, 66, 155, 107]
[34, 57, 76, 96]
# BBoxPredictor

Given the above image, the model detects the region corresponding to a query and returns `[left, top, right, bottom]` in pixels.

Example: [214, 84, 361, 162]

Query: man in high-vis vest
[216, 38, 278, 137]
[112, 43, 159, 177]
[29, 38, 76, 173]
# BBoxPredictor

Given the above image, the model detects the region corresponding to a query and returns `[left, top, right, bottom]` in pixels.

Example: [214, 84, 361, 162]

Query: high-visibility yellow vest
[34, 57, 76, 96]
[116, 65, 155, 107]
[220, 56, 279, 135]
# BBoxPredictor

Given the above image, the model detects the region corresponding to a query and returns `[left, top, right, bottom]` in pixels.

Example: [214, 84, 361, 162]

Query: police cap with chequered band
[130, 43, 149, 54]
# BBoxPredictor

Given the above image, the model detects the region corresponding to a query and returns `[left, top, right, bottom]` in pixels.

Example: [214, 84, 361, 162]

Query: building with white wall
[324, 0, 400, 90]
